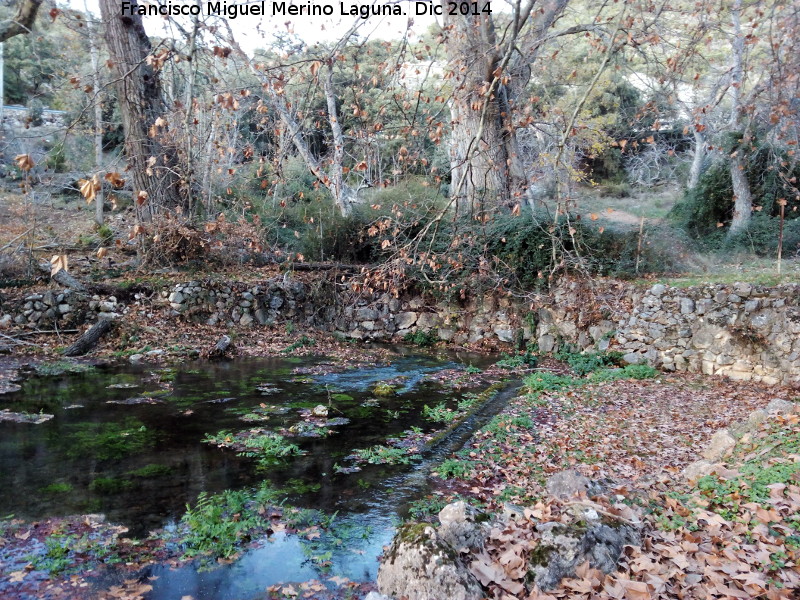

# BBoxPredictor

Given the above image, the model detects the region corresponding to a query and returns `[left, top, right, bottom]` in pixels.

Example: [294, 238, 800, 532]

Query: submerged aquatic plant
[203, 429, 303, 467]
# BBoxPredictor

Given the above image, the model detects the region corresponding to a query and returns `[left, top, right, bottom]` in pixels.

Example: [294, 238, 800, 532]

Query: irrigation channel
[0, 348, 519, 599]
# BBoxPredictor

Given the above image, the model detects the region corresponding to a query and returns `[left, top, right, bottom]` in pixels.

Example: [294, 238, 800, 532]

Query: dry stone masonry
[1, 277, 798, 385]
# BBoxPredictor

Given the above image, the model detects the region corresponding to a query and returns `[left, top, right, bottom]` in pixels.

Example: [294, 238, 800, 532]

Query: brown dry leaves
[445, 374, 800, 599]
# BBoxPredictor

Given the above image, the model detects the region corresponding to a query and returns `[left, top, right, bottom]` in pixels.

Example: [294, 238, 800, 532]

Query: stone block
[702, 430, 736, 461]
[395, 312, 418, 330]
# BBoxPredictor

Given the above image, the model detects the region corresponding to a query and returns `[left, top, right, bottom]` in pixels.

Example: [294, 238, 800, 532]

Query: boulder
[683, 459, 723, 482]
[416, 312, 441, 329]
[765, 398, 795, 414]
[437, 501, 487, 553]
[378, 523, 483, 600]
[622, 352, 644, 365]
[702, 430, 736, 461]
[546, 469, 593, 499]
[530, 522, 640, 591]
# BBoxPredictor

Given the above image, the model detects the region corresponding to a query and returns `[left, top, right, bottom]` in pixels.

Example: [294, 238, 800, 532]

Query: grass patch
[523, 372, 579, 393]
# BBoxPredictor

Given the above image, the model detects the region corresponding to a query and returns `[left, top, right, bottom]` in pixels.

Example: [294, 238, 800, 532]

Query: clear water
[0, 350, 500, 599]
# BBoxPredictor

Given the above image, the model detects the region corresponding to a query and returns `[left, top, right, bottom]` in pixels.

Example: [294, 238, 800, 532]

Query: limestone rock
[702, 430, 736, 461]
[416, 312, 441, 329]
[683, 459, 723, 482]
[546, 469, 592, 499]
[378, 523, 483, 600]
[622, 352, 643, 365]
[395, 312, 418, 330]
[356, 307, 379, 321]
[538, 334, 556, 353]
[437, 501, 487, 553]
[765, 398, 794, 414]
[530, 522, 640, 591]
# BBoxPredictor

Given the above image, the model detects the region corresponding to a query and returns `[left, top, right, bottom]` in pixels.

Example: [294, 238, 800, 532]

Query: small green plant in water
[40, 482, 73, 495]
[89, 477, 134, 495]
[373, 383, 396, 397]
[423, 403, 455, 423]
[29, 534, 75, 576]
[35, 361, 96, 377]
[436, 458, 473, 480]
[203, 430, 303, 467]
[127, 464, 173, 478]
[354, 444, 418, 465]
[182, 482, 282, 559]
[62, 418, 155, 460]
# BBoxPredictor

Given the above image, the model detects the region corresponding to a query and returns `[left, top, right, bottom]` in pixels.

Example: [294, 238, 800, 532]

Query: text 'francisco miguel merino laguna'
[122, 1, 492, 20]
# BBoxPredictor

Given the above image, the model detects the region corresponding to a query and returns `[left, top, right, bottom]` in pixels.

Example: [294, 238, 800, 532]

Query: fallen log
[63, 319, 113, 356]
[38, 262, 87, 292]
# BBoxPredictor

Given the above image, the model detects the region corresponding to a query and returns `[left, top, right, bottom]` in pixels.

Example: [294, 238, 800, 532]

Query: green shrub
[403, 330, 439, 347]
[557, 350, 624, 376]
[495, 351, 538, 370]
[588, 364, 659, 382]
[670, 142, 800, 253]
[523, 372, 578, 393]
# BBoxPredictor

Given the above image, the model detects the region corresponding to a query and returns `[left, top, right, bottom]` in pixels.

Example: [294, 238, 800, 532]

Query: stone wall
[1, 276, 798, 385]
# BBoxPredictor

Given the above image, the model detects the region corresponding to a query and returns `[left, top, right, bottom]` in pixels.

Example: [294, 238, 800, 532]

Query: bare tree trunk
[98, 0, 184, 216]
[687, 128, 706, 190]
[183, 5, 200, 216]
[86, 5, 105, 226]
[727, 0, 752, 236]
[322, 58, 354, 217]
[442, 0, 567, 215]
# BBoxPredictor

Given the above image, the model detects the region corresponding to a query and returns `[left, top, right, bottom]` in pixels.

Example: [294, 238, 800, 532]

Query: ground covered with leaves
[425, 367, 800, 599]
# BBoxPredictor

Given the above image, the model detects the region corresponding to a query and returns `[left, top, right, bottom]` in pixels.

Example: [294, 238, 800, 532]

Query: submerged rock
[0, 409, 54, 424]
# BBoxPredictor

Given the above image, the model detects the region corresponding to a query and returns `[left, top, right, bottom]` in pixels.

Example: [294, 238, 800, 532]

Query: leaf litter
[430, 372, 800, 599]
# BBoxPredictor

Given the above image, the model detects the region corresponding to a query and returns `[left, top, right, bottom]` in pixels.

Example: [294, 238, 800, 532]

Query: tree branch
[0, 0, 43, 42]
